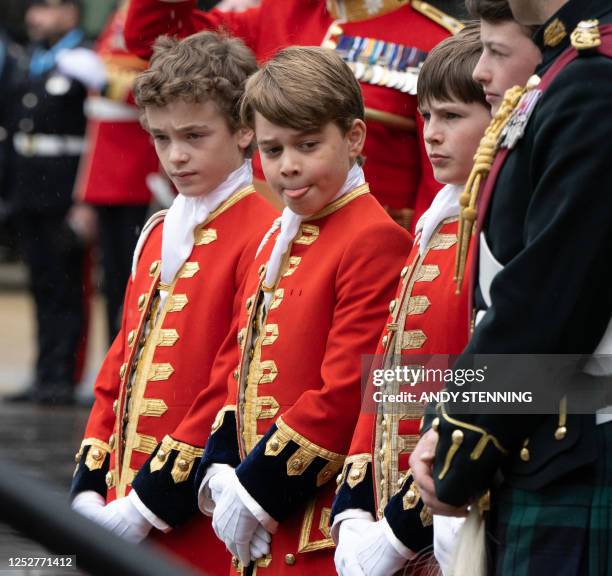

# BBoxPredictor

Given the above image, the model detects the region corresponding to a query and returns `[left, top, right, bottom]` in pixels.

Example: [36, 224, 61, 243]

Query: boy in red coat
[196, 47, 412, 575]
[69, 32, 277, 575]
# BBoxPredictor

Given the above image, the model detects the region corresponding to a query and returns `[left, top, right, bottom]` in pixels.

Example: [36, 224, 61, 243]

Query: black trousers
[16, 211, 87, 388]
[95, 204, 148, 344]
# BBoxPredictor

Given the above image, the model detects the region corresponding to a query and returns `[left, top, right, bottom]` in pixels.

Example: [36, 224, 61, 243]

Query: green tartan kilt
[491, 421, 611, 576]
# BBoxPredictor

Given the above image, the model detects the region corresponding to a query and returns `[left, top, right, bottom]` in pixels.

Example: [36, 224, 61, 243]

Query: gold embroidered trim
[287, 447, 317, 476]
[298, 499, 335, 553]
[77, 438, 111, 472]
[316, 460, 343, 487]
[134, 433, 158, 455]
[270, 288, 284, 310]
[156, 328, 179, 347]
[544, 17, 566, 47]
[345, 454, 370, 488]
[401, 330, 427, 350]
[261, 324, 279, 346]
[148, 435, 204, 484]
[179, 262, 200, 278]
[139, 398, 168, 417]
[411, 0, 464, 34]
[211, 405, 237, 434]
[420, 505, 433, 527]
[255, 396, 280, 420]
[398, 433, 420, 454]
[295, 224, 320, 245]
[282, 256, 301, 277]
[326, 0, 409, 21]
[194, 228, 217, 246]
[305, 184, 369, 221]
[147, 363, 174, 381]
[429, 232, 457, 251]
[258, 360, 278, 384]
[167, 294, 188, 312]
[207, 185, 255, 222]
[407, 295, 430, 315]
[415, 264, 440, 283]
[402, 481, 419, 510]
[571, 19, 601, 50]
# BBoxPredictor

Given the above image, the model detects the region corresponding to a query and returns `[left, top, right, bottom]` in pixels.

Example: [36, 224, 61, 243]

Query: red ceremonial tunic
[71, 187, 278, 575]
[75, 5, 157, 206]
[124, 0, 462, 227]
[203, 186, 412, 575]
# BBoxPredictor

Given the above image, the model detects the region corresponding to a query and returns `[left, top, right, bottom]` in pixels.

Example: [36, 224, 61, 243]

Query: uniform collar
[534, 0, 611, 72]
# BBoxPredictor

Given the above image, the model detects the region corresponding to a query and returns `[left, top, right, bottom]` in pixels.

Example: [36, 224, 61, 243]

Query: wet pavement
[0, 263, 107, 575]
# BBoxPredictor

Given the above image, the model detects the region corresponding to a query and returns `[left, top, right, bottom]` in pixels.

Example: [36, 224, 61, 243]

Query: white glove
[210, 470, 262, 567]
[354, 519, 414, 576]
[434, 515, 465, 575]
[71, 490, 106, 522]
[335, 518, 374, 576]
[249, 524, 271, 561]
[56, 48, 107, 91]
[93, 495, 153, 543]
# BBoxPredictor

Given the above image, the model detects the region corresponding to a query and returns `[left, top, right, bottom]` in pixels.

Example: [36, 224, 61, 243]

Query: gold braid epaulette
[454, 84, 526, 292]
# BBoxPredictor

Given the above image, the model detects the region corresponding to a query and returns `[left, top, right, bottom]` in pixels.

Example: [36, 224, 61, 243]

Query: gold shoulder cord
[454, 85, 526, 292]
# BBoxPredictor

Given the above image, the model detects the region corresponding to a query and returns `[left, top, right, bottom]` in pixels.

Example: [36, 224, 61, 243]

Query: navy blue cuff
[330, 462, 375, 524]
[384, 472, 433, 553]
[235, 424, 333, 523]
[70, 445, 109, 500]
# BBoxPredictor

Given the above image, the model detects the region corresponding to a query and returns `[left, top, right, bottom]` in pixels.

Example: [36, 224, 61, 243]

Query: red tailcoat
[71, 187, 278, 575]
[203, 186, 412, 575]
[124, 0, 462, 227]
[75, 5, 157, 206]
[332, 217, 473, 552]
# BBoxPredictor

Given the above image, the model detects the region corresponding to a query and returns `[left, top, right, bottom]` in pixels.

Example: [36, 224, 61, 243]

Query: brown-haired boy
[331, 25, 493, 576]
[196, 46, 411, 574]
[69, 31, 277, 575]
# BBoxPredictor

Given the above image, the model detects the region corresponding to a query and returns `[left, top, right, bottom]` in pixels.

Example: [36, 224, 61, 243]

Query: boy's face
[473, 19, 541, 115]
[255, 113, 366, 216]
[421, 98, 491, 186]
[146, 99, 253, 198]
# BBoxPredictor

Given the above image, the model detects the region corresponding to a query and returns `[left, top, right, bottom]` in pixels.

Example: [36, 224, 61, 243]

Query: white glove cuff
[128, 490, 171, 533]
[72, 490, 105, 509]
[330, 508, 375, 544]
[382, 517, 416, 560]
[233, 477, 279, 534]
[197, 463, 234, 515]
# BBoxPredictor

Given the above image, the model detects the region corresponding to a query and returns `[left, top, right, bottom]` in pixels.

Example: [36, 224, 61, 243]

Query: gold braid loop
[454, 85, 526, 293]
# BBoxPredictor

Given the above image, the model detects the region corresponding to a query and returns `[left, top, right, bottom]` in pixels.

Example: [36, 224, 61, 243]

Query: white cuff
[383, 517, 416, 560]
[330, 508, 375, 544]
[234, 477, 279, 534]
[198, 463, 234, 515]
[72, 490, 105, 508]
[128, 490, 171, 533]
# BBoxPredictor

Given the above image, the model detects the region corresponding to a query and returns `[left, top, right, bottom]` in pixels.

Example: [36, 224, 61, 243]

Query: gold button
[452, 429, 464, 444]
[389, 299, 397, 313]
[400, 266, 409, 278]
[269, 439, 280, 451]
[176, 458, 189, 472]
[105, 471, 114, 488]
[554, 426, 567, 441]
[320, 470, 331, 481]
[350, 468, 361, 480]
[149, 260, 160, 276]
[432, 417, 440, 432]
[109, 434, 115, 450]
[74, 452, 81, 463]
[91, 448, 102, 461]
[119, 363, 128, 379]
[520, 447, 530, 462]
[336, 473, 343, 485]
[127, 330, 136, 347]
[112, 399, 118, 414]
[284, 554, 296, 566]
[137, 294, 146, 311]
[404, 489, 416, 505]
[157, 449, 166, 462]
[382, 334, 388, 349]
[290, 458, 303, 471]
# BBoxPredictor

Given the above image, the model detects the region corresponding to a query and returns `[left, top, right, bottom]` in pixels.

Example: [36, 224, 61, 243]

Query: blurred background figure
[58, 0, 158, 344]
[3, 0, 90, 406]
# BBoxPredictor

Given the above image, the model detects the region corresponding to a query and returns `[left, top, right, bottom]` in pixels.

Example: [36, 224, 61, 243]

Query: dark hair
[417, 23, 487, 107]
[240, 46, 364, 133]
[465, 0, 538, 34]
[134, 31, 257, 132]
